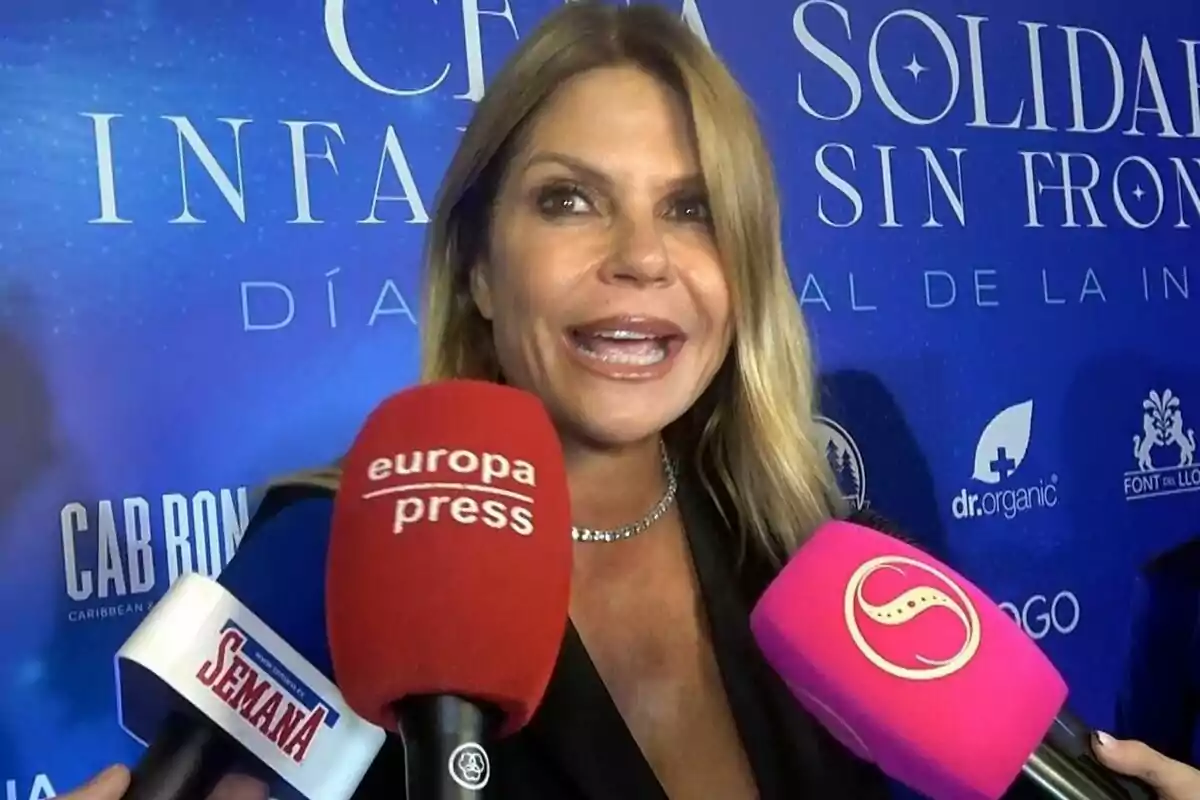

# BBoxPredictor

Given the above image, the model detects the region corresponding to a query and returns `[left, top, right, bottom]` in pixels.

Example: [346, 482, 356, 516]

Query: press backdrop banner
[3, 0, 1200, 795]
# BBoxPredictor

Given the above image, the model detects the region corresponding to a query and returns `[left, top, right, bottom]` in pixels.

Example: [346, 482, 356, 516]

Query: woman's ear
[469, 262, 495, 321]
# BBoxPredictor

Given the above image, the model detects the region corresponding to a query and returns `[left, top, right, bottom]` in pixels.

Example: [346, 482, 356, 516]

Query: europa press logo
[815, 415, 867, 509]
[844, 555, 982, 681]
[364, 449, 537, 536]
[1123, 389, 1200, 502]
[951, 400, 1059, 521]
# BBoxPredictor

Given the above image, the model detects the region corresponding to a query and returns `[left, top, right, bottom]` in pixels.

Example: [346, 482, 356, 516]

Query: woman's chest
[571, 562, 759, 798]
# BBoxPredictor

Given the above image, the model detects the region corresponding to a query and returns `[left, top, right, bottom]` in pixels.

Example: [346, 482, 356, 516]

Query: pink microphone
[749, 520, 1154, 800]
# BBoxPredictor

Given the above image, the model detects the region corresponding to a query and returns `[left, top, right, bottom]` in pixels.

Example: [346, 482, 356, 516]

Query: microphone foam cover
[327, 380, 572, 736]
[750, 521, 1067, 800]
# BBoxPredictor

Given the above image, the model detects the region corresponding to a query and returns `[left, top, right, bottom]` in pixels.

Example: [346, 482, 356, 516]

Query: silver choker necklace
[571, 443, 678, 543]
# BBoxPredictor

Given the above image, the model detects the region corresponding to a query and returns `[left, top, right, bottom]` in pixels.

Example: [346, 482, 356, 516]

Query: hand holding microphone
[55, 767, 267, 800]
[57, 767, 132, 800]
[749, 520, 1200, 800]
[1092, 735, 1200, 800]
[94, 485, 383, 800]
[66, 378, 569, 800]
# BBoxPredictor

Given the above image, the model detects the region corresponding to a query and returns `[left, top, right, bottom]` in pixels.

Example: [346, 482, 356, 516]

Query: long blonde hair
[273, 2, 842, 563]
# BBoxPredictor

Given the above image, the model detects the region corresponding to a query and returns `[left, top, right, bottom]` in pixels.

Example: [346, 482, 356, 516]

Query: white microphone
[116, 572, 386, 799]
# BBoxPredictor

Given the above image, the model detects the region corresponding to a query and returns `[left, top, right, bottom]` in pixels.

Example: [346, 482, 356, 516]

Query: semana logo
[843, 555, 981, 681]
[364, 449, 535, 536]
[196, 622, 338, 764]
[1123, 389, 1200, 501]
[814, 415, 867, 509]
[951, 400, 1059, 520]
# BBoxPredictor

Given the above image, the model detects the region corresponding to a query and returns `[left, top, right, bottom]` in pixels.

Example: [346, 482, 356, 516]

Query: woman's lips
[564, 315, 686, 380]
[570, 315, 685, 339]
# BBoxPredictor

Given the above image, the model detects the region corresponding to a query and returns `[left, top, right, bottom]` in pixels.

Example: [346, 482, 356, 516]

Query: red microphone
[750, 521, 1154, 800]
[327, 380, 573, 797]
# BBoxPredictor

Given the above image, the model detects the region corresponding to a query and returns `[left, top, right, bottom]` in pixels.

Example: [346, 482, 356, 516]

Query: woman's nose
[600, 215, 674, 287]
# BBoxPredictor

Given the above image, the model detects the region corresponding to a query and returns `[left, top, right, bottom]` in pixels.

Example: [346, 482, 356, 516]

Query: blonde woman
[65, 3, 1199, 798]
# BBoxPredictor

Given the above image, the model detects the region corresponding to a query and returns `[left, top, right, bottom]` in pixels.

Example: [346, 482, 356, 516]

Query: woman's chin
[561, 404, 682, 451]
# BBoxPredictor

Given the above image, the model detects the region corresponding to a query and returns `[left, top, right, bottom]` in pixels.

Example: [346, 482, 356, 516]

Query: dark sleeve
[845, 506, 922, 548]
[888, 775, 1044, 799]
[1113, 567, 1200, 761]
[241, 483, 416, 799]
[243, 482, 335, 537]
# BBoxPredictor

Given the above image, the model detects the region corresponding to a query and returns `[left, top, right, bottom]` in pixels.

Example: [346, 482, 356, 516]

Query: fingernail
[1095, 731, 1116, 748]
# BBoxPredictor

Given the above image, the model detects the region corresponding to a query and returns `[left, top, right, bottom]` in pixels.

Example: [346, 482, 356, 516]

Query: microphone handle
[122, 711, 237, 800]
[1022, 707, 1157, 800]
[395, 695, 498, 799]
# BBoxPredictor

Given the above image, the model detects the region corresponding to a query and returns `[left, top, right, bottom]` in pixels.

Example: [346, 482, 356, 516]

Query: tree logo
[815, 415, 867, 509]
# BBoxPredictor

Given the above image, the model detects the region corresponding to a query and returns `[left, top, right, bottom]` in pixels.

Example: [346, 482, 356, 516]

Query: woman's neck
[561, 435, 668, 532]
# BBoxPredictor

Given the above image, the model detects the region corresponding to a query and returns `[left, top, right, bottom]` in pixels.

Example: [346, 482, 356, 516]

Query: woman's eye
[536, 185, 593, 217]
[669, 195, 711, 224]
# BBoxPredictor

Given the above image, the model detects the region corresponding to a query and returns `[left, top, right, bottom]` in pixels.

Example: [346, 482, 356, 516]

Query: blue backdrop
[3, 0, 1200, 795]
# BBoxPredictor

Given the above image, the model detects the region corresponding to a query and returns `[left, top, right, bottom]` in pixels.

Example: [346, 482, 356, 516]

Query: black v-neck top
[347, 472, 891, 800]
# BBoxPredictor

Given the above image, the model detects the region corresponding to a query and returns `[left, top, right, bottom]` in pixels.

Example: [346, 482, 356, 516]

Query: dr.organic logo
[844, 556, 981, 680]
[364, 448, 536, 536]
[952, 400, 1059, 521]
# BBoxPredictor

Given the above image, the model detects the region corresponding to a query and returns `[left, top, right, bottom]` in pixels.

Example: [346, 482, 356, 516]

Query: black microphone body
[123, 712, 237, 800]
[395, 696, 500, 799]
[1019, 707, 1157, 799]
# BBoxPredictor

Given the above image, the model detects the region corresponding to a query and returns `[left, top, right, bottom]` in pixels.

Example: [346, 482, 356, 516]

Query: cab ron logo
[844, 555, 981, 681]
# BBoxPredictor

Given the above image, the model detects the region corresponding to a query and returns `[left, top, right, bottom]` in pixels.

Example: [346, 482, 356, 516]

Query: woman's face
[471, 65, 733, 448]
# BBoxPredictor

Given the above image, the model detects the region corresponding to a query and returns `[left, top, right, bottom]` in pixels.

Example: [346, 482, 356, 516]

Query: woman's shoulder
[1144, 535, 1200, 587]
[747, 506, 925, 585]
[840, 506, 921, 547]
[246, 468, 339, 521]
[259, 466, 342, 499]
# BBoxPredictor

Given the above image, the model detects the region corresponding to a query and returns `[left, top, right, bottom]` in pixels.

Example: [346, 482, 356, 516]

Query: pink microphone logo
[843, 556, 982, 681]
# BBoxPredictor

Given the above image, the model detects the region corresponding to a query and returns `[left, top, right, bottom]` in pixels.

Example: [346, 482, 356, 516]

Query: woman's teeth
[573, 331, 669, 365]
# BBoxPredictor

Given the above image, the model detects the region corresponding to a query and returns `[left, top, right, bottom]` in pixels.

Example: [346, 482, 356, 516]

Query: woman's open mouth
[564, 316, 686, 379]
[571, 329, 673, 365]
